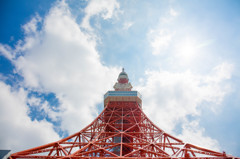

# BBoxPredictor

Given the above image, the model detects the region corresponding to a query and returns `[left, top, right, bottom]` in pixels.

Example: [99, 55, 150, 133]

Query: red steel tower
[10, 69, 238, 158]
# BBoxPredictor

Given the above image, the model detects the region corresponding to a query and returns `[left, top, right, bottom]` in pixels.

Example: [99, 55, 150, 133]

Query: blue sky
[0, 0, 240, 157]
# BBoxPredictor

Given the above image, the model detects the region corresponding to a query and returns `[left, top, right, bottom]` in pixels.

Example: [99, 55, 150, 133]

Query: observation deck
[104, 91, 142, 107]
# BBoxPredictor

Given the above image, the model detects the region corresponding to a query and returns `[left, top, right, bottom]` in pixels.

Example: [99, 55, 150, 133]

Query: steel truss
[10, 101, 237, 158]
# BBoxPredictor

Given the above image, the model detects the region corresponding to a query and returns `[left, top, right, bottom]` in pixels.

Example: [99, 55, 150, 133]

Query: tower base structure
[10, 69, 239, 159]
[10, 101, 237, 158]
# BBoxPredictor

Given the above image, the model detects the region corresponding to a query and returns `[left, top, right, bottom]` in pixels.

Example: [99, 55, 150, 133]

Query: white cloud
[27, 96, 59, 122]
[147, 8, 180, 55]
[148, 14, 216, 69]
[27, 96, 41, 106]
[177, 120, 220, 151]
[136, 62, 233, 149]
[5, 1, 119, 135]
[0, 81, 60, 152]
[148, 29, 175, 55]
[81, 0, 120, 30]
[22, 14, 42, 35]
[0, 44, 14, 60]
[0, 0, 121, 152]
[123, 21, 134, 30]
[169, 8, 178, 17]
[160, 7, 179, 24]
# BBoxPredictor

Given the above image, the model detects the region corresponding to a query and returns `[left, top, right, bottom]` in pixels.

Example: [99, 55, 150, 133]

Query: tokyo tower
[10, 69, 238, 159]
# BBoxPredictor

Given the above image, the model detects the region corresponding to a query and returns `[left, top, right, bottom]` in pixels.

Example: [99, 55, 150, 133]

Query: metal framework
[10, 101, 237, 159]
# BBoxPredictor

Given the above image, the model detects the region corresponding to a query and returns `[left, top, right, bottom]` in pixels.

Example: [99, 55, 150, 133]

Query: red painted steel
[10, 101, 237, 158]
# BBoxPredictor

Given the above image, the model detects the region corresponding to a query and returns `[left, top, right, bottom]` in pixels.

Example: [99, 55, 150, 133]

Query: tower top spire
[117, 68, 129, 84]
[113, 68, 132, 91]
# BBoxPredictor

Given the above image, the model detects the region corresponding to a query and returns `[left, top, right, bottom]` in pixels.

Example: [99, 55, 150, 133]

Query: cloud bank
[0, 0, 120, 151]
[136, 62, 233, 150]
[0, 81, 60, 151]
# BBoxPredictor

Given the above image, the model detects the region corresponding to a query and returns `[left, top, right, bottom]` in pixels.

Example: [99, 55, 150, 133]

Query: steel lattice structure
[10, 69, 238, 159]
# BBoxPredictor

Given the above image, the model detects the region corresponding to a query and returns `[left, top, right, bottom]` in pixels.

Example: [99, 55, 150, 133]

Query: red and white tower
[10, 69, 238, 158]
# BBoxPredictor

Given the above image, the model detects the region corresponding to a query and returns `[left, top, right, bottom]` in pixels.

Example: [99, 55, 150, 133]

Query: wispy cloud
[123, 21, 134, 30]
[177, 120, 220, 150]
[169, 8, 178, 17]
[81, 0, 120, 30]
[147, 8, 179, 55]
[148, 29, 175, 55]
